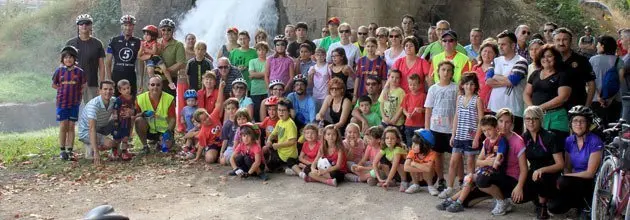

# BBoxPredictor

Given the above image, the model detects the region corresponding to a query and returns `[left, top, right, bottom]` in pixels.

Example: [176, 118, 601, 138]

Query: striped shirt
[355, 56, 388, 97]
[454, 95, 479, 141]
[77, 96, 116, 141]
[52, 65, 86, 109]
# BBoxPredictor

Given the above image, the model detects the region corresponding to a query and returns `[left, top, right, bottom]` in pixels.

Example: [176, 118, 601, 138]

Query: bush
[536, 0, 599, 34]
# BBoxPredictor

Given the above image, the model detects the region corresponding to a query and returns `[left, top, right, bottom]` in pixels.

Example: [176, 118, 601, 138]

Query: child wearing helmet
[264, 35, 294, 91]
[178, 89, 199, 157]
[139, 24, 174, 90]
[259, 80, 285, 121]
[53, 45, 86, 161]
[403, 129, 437, 194]
[231, 78, 254, 119]
[258, 96, 280, 139]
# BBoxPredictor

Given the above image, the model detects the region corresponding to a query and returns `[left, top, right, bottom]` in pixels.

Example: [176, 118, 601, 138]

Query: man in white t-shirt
[327, 22, 360, 93]
[487, 31, 528, 134]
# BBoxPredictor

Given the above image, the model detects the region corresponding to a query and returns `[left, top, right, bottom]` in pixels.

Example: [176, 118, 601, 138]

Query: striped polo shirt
[77, 96, 115, 141]
[52, 65, 86, 108]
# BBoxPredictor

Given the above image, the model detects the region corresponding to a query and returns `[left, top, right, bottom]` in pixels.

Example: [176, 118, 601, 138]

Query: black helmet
[273, 35, 287, 44]
[60, 46, 79, 58]
[568, 105, 595, 124]
[159, 18, 175, 28]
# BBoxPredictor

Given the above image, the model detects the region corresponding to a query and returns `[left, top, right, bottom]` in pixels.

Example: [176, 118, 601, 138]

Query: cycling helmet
[120, 15, 136, 25]
[264, 96, 279, 106]
[231, 78, 247, 87]
[75, 14, 93, 25]
[568, 105, 595, 124]
[293, 74, 307, 85]
[60, 46, 79, 58]
[159, 18, 175, 28]
[414, 129, 435, 147]
[273, 35, 287, 44]
[268, 80, 285, 89]
[184, 89, 197, 100]
[584, 26, 592, 32]
[142, 25, 158, 35]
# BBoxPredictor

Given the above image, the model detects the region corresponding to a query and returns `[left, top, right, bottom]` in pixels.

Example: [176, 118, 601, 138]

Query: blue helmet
[414, 129, 435, 147]
[184, 89, 197, 100]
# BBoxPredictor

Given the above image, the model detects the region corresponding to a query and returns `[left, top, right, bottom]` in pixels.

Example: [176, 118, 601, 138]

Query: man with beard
[553, 27, 596, 109]
[351, 75, 383, 131]
[105, 15, 142, 96]
[287, 75, 315, 131]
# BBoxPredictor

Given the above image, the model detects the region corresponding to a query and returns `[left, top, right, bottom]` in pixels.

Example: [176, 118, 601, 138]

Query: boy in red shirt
[193, 81, 225, 163]
[401, 74, 426, 147]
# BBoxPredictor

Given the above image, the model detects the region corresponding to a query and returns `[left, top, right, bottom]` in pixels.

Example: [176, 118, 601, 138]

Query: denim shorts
[452, 140, 480, 155]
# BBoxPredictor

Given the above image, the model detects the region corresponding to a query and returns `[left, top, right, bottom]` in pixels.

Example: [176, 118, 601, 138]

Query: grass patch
[0, 127, 66, 164]
[0, 72, 56, 103]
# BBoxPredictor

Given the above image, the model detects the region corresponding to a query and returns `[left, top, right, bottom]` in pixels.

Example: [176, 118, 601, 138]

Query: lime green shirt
[319, 36, 340, 51]
[381, 146, 407, 162]
[420, 41, 467, 60]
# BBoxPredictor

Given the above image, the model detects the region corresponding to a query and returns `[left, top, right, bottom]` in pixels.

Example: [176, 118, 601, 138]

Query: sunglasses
[369, 27, 376, 30]
[521, 31, 530, 35]
[150, 83, 161, 87]
[77, 21, 92, 26]
[276, 43, 287, 47]
[358, 32, 368, 35]
[389, 35, 400, 39]
[442, 39, 456, 43]
[339, 29, 351, 34]
[161, 28, 173, 32]
[218, 66, 229, 69]
[524, 117, 539, 122]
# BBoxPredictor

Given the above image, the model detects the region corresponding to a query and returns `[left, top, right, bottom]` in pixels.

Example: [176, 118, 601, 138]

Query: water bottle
[161, 132, 171, 153]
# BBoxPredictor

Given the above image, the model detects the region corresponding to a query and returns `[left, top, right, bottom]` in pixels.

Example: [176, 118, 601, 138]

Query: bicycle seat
[84, 205, 129, 220]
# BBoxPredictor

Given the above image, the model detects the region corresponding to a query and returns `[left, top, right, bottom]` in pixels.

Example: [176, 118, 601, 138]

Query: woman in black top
[522, 106, 565, 219]
[523, 44, 572, 145]
[316, 77, 352, 136]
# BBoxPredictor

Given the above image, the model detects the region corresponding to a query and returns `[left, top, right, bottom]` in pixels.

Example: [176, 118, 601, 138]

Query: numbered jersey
[107, 35, 141, 73]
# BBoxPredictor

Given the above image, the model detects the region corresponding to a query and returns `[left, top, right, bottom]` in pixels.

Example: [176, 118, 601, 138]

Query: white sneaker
[491, 199, 509, 216]
[438, 187, 455, 199]
[428, 185, 439, 196]
[285, 168, 296, 176]
[404, 184, 421, 194]
[503, 199, 513, 213]
[299, 172, 306, 179]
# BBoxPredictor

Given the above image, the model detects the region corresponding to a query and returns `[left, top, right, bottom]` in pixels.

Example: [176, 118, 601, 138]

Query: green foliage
[612, 0, 630, 12]
[89, 0, 122, 39]
[536, 0, 599, 34]
[0, 72, 56, 103]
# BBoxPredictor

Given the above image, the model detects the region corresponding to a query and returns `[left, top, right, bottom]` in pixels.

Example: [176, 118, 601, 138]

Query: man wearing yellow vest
[430, 30, 472, 84]
[135, 75, 176, 154]
[421, 20, 468, 60]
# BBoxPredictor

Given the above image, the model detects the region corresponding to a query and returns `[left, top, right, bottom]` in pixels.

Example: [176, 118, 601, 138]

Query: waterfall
[175, 0, 279, 59]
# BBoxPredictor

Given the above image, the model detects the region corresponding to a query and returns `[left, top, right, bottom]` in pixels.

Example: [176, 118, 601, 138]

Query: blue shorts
[146, 56, 163, 67]
[452, 140, 480, 155]
[113, 126, 130, 140]
[56, 105, 79, 122]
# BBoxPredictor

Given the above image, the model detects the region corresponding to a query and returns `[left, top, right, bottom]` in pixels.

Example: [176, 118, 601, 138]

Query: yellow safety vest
[432, 51, 471, 83]
[137, 92, 174, 133]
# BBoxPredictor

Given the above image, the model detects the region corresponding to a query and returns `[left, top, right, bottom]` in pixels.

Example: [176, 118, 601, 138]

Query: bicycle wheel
[593, 158, 616, 220]
[623, 174, 630, 220]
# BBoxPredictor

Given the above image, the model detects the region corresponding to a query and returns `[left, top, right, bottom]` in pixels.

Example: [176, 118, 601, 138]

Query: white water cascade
[176, 0, 279, 59]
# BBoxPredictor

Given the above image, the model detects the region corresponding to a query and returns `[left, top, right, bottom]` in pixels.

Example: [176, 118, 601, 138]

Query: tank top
[454, 95, 479, 141]
[329, 98, 346, 122]
[312, 64, 329, 100]
[329, 65, 348, 86]
[220, 44, 230, 58]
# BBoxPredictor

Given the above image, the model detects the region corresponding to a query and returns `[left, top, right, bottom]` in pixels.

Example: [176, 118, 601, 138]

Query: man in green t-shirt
[420, 20, 467, 60]
[318, 17, 341, 51]
[229, 31, 258, 89]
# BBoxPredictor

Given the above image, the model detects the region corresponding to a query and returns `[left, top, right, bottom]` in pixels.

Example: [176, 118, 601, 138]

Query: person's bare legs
[205, 149, 219, 163]
[134, 117, 149, 146]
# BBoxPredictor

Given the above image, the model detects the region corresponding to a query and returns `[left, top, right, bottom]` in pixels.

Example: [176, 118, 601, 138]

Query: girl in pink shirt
[342, 123, 366, 182]
[350, 126, 384, 182]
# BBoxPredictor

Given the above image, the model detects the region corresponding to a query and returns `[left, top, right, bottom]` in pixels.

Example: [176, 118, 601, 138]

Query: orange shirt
[406, 150, 437, 164]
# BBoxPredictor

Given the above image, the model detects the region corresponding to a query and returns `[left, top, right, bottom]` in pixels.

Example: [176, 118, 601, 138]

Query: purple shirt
[267, 55, 293, 86]
[565, 133, 603, 173]
[505, 132, 526, 180]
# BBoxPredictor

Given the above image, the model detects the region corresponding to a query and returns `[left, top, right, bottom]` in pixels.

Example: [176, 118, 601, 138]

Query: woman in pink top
[471, 42, 498, 112]
[393, 36, 431, 93]
[264, 35, 295, 91]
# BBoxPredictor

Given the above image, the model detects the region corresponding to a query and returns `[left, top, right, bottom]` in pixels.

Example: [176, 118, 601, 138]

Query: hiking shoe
[299, 172, 307, 180]
[367, 177, 377, 186]
[537, 206, 550, 219]
[344, 173, 359, 182]
[399, 181, 410, 192]
[436, 179, 446, 191]
[326, 178, 338, 187]
[438, 187, 455, 199]
[446, 201, 464, 213]
[404, 184, 421, 194]
[60, 151, 69, 161]
[428, 185, 440, 196]
[284, 168, 296, 176]
[491, 199, 511, 216]
[258, 172, 269, 181]
[436, 199, 454, 211]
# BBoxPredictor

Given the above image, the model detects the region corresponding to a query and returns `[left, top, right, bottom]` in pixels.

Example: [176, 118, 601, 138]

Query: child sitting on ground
[371, 126, 409, 191]
[403, 129, 438, 195]
[297, 124, 321, 179]
[264, 99, 299, 175]
[303, 125, 348, 187]
[351, 126, 384, 183]
[111, 79, 135, 161]
[258, 96, 280, 141]
[230, 109, 255, 154]
[342, 123, 366, 182]
[229, 122, 268, 181]
[436, 115, 507, 213]
[177, 89, 199, 159]
[217, 98, 239, 164]
[357, 96, 381, 132]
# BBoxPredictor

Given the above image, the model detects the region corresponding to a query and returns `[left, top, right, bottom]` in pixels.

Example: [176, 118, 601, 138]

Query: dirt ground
[0, 158, 550, 220]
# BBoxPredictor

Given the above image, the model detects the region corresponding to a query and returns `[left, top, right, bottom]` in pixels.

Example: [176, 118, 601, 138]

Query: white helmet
[76, 14, 93, 25]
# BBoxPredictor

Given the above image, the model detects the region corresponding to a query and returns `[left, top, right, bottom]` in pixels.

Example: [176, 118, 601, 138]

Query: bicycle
[592, 118, 630, 220]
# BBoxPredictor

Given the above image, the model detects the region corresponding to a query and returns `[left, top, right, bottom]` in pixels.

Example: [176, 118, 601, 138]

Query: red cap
[226, 27, 239, 34]
[327, 17, 340, 25]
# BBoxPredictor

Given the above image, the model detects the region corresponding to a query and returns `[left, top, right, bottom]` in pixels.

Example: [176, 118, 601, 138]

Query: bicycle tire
[593, 158, 616, 220]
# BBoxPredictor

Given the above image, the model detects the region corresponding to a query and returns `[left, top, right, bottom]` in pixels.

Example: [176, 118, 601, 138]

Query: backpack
[600, 57, 621, 99]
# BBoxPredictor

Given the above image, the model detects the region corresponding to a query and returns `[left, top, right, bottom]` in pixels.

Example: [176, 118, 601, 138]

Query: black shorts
[147, 132, 163, 141]
[431, 131, 452, 153]
[476, 172, 518, 198]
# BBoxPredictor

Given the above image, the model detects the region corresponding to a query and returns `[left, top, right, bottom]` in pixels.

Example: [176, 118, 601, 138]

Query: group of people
[51, 12, 630, 219]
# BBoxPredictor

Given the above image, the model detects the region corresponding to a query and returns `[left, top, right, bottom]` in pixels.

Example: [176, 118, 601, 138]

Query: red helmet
[264, 96, 279, 106]
[142, 25, 158, 35]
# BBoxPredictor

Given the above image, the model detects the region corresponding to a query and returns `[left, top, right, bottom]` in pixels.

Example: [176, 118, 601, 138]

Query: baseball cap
[327, 17, 340, 25]
[226, 27, 239, 34]
[441, 30, 458, 40]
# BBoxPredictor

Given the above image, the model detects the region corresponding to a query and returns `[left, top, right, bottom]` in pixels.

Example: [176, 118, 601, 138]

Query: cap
[327, 17, 340, 25]
[227, 27, 239, 34]
[441, 30, 458, 40]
